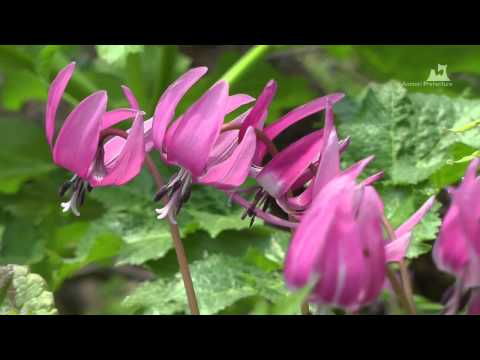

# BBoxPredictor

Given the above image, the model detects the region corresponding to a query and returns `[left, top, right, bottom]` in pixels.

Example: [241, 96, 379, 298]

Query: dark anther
[176, 198, 185, 217]
[261, 196, 272, 212]
[86, 184, 93, 192]
[249, 215, 256, 229]
[78, 185, 87, 207]
[58, 181, 73, 197]
[168, 180, 182, 198]
[180, 182, 192, 205]
[154, 185, 170, 202]
[242, 190, 265, 221]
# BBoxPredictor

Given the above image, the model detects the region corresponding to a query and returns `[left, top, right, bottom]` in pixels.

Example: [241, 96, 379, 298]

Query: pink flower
[385, 196, 436, 263]
[46, 63, 146, 216]
[151, 67, 256, 222]
[282, 126, 435, 310]
[256, 100, 368, 217]
[432, 159, 480, 313]
[284, 174, 386, 310]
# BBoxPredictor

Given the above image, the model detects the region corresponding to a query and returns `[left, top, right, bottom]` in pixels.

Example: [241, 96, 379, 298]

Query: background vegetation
[1, 45, 480, 314]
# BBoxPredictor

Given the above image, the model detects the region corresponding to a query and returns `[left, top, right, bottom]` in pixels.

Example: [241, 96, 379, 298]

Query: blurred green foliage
[1, 45, 480, 315]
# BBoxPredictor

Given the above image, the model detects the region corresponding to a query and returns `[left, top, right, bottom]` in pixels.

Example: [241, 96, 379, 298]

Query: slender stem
[382, 216, 416, 314]
[221, 124, 309, 315]
[398, 260, 416, 314]
[386, 267, 412, 313]
[220, 45, 271, 85]
[301, 301, 311, 315]
[100, 128, 200, 315]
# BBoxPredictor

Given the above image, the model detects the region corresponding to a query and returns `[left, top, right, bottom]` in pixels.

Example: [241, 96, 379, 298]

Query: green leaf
[35, 45, 61, 79]
[0, 118, 55, 194]
[252, 282, 314, 315]
[408, 202, 442, 259]
[89, 167, 265, 267]
[0, 265, 57, 315]
[429, 142, 475, 189]
[0, 69, 47, 110]
[0, 217, 45, 265]
[351, 45, 480, 96]
[184, 186, 252, 237]
[0, 45, 34, 73]
[337, 81, 480, 185]
[123, 254, 288, 315]
[88, 169, 173, 266]
[147, 226, 291, 278]
[414, 295, 443, 315]
[96, 45, 144, 67]
[49, 229, 123, 290]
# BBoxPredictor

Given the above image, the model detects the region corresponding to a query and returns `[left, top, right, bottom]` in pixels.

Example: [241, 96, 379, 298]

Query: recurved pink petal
[360, 171, 384, 186]
[395, 196, 436, 239]
[121, 85, 140, 110]
[152, 67, 208, 151]
[100, 86, 140, 130]
[341, 156, 375, 182]
[226, 94, 255, 113]
[256, 130, 324, 198]
[53, 91, 107, 179]
[165, 81, 229, 177]
[197, 126, 256, 190]
[92, 111, 145, 186]
[102, 116, 153, 168]
[311, 125, 340, 196]
[385, 233, 412, 263]
[254, 92, 344, 164]
[239, 80, 277, 141]
[101, 109, 139, 130]
[279, 182, 314, 213]
[385, 197, 435, 263]
[45, 62, 76, 147]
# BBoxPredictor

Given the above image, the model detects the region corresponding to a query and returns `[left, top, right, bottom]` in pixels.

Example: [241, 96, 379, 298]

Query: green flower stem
[144, 156, 200, 315]
[220, 45, 271, 86]
[100, 128, 200, 315]
[382, 216, 416, 314]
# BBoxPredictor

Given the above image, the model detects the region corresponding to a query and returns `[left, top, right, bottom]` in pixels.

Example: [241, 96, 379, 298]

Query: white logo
[402, 64, 453, 88]
[426, 64, 451, 82]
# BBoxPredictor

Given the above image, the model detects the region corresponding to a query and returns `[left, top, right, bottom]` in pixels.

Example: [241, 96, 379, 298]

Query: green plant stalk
[99, 128, 200, 315]
[220, 45, 271, 86]
[382, 216, 416, 314]
[126, 52, 147, 110]
[149, 46, 178, 115]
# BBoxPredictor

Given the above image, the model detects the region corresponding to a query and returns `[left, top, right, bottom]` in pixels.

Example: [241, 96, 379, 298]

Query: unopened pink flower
[284, 174, 386, 311]
[432, 159, 480, 313]
[46, 62, 147, 216]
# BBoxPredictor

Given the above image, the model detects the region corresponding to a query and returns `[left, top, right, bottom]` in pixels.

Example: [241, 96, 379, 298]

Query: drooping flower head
[151, 67, 257, 222]
[227, 81, 347, 223]
[284, 172, 386, 311]
[433, 159, 480, 314]
[46, 62, 147, 215]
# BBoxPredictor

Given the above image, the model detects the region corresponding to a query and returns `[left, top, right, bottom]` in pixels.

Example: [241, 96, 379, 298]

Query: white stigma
[61, 192, 80, 216]
[155, 191, 179, 224]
